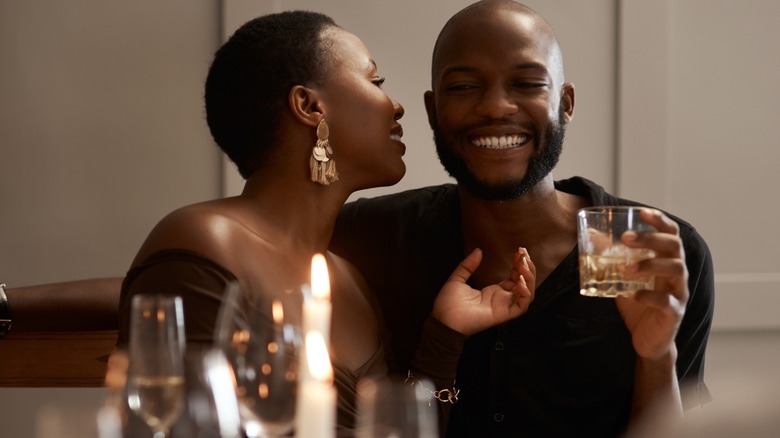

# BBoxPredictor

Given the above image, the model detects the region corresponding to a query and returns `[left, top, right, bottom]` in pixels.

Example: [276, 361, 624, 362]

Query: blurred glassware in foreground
[126, 294, 187, 438]
[214, 282, 302, 438]
[356, 377, 438, 438]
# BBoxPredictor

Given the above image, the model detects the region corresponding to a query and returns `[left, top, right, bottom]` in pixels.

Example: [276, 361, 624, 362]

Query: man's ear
[289, 85, 323, 128]
[423, 90, 437, 130]
[560, 82, 575, 124]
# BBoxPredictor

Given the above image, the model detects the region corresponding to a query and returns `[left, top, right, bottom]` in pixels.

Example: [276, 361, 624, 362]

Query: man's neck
[457, 177, 586, 287]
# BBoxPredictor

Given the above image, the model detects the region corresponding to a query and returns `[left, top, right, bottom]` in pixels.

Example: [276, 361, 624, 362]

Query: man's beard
[433, 109, 566, 201]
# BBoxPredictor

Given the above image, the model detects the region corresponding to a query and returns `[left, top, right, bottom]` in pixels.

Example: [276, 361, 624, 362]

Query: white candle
[303, 253, 332, 345]
[295, 331, 336, 438]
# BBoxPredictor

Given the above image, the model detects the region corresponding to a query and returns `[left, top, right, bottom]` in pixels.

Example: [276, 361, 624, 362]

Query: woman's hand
[432, 247, 536, 336]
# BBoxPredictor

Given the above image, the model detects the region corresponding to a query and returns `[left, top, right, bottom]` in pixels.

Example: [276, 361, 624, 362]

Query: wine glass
[126, 294, 186, 438]
[356, 377, 439, 438]
[214, 281, 302, 438]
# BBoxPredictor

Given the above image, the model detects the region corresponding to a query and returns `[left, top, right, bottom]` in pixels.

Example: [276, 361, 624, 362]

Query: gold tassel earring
[310, 118, 339, 185]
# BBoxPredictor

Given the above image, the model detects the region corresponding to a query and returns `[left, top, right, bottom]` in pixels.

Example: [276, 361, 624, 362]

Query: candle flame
[272, 299, 284, 324]
[311, 253, 331, 301]
[305, 331, 333, 383]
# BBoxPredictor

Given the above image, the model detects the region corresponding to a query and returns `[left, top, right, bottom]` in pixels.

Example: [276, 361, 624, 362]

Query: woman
[117, 10, 536, 435]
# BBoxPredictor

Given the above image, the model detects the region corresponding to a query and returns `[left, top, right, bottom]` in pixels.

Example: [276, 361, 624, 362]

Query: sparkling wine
[128, 375, 186, 433]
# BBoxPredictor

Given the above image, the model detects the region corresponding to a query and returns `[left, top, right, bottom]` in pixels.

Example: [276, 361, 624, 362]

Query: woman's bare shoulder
[326, 252, 372, 294]
[132, 199, 244, 265]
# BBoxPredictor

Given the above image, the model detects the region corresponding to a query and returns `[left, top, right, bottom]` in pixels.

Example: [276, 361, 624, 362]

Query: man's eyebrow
[440, 62, 549, 77]
[440, 65, 476, 77]
[510, 62, 548, 73]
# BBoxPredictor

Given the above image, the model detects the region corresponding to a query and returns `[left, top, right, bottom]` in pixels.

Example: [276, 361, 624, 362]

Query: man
[330, 1, 714, 436]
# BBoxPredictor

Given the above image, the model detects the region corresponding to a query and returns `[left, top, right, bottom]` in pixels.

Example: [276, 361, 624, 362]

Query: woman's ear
[289, 85, 323, 128]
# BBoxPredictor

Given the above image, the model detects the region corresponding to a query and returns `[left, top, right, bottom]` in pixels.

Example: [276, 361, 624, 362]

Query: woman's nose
[393, 100, 405, 120]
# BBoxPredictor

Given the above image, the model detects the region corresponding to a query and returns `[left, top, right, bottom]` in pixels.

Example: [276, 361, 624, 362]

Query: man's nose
[474, 86, 518, 119]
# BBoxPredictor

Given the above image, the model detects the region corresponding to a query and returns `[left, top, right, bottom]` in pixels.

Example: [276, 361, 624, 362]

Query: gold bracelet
[405, 370, 459, 405]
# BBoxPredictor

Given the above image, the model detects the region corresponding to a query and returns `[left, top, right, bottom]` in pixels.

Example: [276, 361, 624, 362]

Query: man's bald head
[431, 0, 565, 88]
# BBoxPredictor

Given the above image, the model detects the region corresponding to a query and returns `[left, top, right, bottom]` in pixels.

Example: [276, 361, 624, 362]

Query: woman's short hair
[205, 11, 337, 179]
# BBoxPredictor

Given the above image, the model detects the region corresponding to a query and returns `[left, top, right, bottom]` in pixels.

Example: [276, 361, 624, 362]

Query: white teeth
[472, 135, 527, 149]
[390, 135, 402, 142]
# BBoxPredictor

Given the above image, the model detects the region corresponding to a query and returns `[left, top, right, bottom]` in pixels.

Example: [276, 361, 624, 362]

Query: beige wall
[619, 0, 780, 331]
[1, 0, 779, 435]
[0, 1, 222, 286]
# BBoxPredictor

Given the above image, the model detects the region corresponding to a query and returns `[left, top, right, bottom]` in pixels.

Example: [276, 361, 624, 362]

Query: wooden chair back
[0, 278, 122, 387]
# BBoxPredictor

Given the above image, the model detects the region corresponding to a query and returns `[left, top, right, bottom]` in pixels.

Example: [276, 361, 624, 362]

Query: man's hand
[616, 208, 688, 360]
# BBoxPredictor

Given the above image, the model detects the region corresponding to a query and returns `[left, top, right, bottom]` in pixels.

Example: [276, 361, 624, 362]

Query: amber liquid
[579, 250, 655, 297]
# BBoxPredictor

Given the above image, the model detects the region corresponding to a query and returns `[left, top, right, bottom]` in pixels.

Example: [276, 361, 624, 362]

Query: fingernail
[518, 246, 531, 261]
[519, 274, 527, 286]
[522, 255, 529, 269]
[623, 231, 637, 242]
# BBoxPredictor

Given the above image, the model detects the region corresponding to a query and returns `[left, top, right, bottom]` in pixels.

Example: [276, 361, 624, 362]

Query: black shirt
[330, 176, 714, 437]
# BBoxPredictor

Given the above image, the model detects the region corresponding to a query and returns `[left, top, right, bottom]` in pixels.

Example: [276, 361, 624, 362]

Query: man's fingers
[639, 208, 679, 235]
